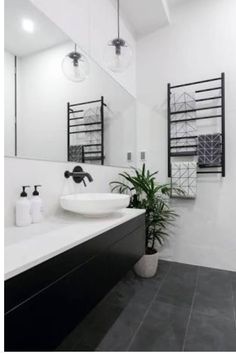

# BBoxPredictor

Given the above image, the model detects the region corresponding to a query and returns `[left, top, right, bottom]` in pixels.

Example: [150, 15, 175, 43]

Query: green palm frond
[110, 163, 181, 253]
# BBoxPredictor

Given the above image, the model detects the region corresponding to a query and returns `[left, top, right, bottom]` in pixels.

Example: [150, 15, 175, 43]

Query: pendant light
[104, 0, 133, 73]
[62, 44, 89, 82]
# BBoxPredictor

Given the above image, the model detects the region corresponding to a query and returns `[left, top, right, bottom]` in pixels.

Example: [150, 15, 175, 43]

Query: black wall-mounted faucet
[64, 166, 93, 186]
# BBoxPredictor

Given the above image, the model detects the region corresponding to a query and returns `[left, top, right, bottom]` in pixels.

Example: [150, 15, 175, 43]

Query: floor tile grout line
[230, 277, 236, 330]
[126, 262, 174, 351]
[182, 266, 200, 351]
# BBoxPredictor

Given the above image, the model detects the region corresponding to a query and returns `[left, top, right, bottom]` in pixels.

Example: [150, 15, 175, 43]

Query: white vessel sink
[60, 193, 130, 217]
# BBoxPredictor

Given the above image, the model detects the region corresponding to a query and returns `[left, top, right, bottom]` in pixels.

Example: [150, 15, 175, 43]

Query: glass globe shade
[103, 38, 133, 73]
[62, 51, 89, 82]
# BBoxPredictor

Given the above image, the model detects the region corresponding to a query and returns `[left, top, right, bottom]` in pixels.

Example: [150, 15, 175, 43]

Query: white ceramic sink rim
[60, 193, 130, 216]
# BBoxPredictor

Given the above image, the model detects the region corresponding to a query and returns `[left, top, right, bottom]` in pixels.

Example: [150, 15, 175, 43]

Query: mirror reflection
[4, 0, 136, 167]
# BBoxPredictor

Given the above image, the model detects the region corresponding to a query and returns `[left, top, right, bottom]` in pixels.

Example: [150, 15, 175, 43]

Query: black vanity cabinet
[5, 214, 145, 351]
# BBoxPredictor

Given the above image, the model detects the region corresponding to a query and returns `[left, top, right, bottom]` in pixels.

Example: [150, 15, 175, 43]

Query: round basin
[60, 193, 130, 216]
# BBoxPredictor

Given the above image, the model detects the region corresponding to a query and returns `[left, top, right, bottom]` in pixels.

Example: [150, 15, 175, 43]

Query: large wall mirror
[4, 0, 136, 167]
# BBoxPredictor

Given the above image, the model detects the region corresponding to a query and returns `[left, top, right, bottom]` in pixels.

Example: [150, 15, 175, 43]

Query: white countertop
[4, 209, 145, 281]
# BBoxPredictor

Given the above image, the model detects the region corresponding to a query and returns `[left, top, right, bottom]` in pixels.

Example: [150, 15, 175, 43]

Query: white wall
[16, 41, 136, 166]
[30, 0, 137, 97]
[4, 157, 130, 227]
[4, 51, 15, 156]
[136, 0, 236, 271]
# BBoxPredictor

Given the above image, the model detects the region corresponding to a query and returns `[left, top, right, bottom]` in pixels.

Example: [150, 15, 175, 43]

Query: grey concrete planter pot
[134, 251, 159, 278]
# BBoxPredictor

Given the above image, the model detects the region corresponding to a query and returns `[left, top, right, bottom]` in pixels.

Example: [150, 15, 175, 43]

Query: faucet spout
[83, 172, 93, 182]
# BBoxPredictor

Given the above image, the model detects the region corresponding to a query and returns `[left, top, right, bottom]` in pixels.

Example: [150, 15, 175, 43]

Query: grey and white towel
[198, 133, 222, 167]
[171, 162, 197, 198]
[69, 145, 84, 162]
[170, 91, 196, 114]
[170, 91, 197, 153]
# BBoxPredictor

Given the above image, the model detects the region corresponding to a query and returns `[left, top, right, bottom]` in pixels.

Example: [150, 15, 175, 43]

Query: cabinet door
[5, 222, 145, 352]
[5, 252, 110, 352]
[5, 214, 145, 313]
[108, 225, 145, 282]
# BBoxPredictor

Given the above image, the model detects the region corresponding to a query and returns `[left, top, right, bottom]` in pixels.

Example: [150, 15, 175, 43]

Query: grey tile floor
[57, 261, 236, 351]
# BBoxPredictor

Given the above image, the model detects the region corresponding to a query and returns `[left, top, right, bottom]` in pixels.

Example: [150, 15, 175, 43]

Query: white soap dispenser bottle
[16, 186, 32, 227]
[31, 185, 43, 223]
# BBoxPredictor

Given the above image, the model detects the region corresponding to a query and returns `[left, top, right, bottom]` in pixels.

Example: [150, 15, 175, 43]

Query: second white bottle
[31, 185, 43, 223]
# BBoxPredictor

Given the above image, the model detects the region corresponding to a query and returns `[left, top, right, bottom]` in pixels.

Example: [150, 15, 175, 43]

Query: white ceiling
[115, 0, 189, 38]
[4, 0, 69, 57]
[119, 0, 170, 38]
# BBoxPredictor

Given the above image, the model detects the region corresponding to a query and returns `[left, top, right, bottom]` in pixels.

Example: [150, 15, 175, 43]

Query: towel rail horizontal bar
[83, 143, 101, 147]
[83, 151, 102, 155]
[171, 115, 222, 123]
[197, 171, 222, 174]
[195, 87, 221, 93]
[170, 77, 221, 89]
[70, 122, 102, 128]
[69, 129, 102, 134]
[170, 152, 197, 157]
[170, 144, 197, 149]
[170, 105, 222, 115]
[69, 117, 84, 121]
[198, 164, 222, 168]
[170, 136, 198, 140]
[195, 96, 222, 102]
[69, 109, 84, 114]
[69, 99, 102, 107]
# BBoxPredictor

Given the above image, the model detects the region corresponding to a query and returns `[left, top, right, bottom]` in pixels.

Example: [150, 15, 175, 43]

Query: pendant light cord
[117, 0, 120, 39]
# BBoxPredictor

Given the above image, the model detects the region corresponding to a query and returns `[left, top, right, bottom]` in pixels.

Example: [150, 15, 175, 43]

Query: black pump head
[21, 186, 30, 197]
[33, 185, 42, 196]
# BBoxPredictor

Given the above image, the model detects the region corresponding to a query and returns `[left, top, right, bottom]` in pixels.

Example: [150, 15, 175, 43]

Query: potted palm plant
[110, 164, 181, 278]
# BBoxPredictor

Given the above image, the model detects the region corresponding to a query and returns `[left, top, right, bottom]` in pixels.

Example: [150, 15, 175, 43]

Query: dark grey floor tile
[122, 261, 172, 307]
[230, 271, 236, 282]
[57, 334, 93, 351]
[57, 287, 132, 350]
[194, 267, 234, 320]
[96, 261, 172, 351]
[58, 262, 172, 351]
[193, 292, 235, 320]
[230, 271, 236, 297]
[197, 267, 233, 297]
[96, 302, 147, 351]
[231, 274, 236, 323]
[184, 312, 236, 351]
[57, 262, 236, 352]
[156, 262, 198, 307]
[72, 341, 94, 351]
[129, 300, 190, 351]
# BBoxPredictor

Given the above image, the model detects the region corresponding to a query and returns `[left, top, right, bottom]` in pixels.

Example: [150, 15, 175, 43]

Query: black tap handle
[64, 171, 71, 179]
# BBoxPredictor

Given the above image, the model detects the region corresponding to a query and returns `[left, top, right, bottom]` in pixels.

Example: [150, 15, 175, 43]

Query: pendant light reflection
[62, 44, 89, 82]
[104, 0, 133, 73]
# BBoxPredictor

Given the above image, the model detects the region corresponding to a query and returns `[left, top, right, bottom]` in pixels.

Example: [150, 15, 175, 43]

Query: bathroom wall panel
[4, 157, 132, 227]
[136, 0, 236, 272]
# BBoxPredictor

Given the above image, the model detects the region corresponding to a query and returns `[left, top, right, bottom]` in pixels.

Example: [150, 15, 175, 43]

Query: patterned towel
[69, 145, 84, 162]
[171, 162, 197, 198]
[198, 134, 222, 167]
[170, 91, 196, 114]
[170, 91, 197, 153]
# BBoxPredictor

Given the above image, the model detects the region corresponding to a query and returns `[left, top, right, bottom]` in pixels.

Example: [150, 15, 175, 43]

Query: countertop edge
[5, 209, 145, 281]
